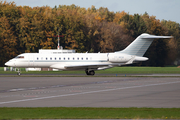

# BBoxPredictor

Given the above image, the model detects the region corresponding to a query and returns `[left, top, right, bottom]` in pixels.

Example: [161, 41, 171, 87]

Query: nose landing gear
[17, 72, 21, 76]
[17, 68, 21, 76]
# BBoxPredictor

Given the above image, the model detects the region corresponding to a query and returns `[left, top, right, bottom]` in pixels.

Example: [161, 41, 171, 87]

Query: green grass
[0, 107, 180, 119]
[1, 67, 180, 74]
[99, 66, 180, 74]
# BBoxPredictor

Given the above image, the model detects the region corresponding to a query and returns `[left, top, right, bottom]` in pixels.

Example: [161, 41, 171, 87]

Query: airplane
[5, 33, 173, 75]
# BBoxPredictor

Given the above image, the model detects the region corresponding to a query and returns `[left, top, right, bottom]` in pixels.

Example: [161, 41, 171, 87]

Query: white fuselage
[5, 52, 146, 70]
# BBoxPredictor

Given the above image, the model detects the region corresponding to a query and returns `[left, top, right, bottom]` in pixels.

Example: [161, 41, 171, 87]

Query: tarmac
[1, 73, 180, 77]
[0, 76, 180, 107]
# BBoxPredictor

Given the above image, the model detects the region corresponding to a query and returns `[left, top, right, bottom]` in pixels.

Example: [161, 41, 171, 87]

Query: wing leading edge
[50, 63, 123, 71]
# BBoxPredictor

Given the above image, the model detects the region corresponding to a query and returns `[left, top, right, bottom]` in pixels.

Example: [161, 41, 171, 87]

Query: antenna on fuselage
[56, 27, 64, 50]
[57, 27, 60, 50]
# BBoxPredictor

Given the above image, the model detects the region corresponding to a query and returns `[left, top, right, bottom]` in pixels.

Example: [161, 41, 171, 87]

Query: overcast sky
[4, 0, 180, 24]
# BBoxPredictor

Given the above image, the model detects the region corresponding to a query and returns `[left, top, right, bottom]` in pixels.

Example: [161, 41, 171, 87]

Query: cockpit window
[15, 56, 24, 59]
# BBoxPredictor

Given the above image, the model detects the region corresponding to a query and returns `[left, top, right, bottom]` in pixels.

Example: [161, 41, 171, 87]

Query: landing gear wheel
[85, 70, 90, 75]
[85, 70, 95, 75]
[89, 70, 95, 75]
[17, 72, 21, 76]
[17, 68, 21, 76]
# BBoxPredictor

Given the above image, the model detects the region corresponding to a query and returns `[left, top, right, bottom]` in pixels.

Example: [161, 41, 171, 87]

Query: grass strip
[0, 107, 180, 119]
[1, 67, 180, 74]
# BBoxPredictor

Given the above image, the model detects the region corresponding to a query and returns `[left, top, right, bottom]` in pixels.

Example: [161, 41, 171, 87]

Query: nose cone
[5, 61, 14, 67]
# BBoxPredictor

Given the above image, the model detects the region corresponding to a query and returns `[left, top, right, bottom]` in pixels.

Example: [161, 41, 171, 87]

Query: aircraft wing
[50, 63, 122, 70]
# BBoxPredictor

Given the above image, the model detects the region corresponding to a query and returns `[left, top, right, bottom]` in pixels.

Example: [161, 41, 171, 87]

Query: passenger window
[81, 58, 83, 60]
[86, 58, 88, 60]
[68, 58, 70, 60]
[64, 58, 65, 60]
[37, 58, 39, 60]
[46, 58, 48, 60]
[55, 58, 56, 60]
[73, 58, 74, 60]
[59, 57, 61, 60]
[50, 58, 52, 60]
[77, 58, 79, 60]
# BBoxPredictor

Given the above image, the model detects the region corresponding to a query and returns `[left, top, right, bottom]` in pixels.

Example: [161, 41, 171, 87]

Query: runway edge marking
[0, 81, 180, 105]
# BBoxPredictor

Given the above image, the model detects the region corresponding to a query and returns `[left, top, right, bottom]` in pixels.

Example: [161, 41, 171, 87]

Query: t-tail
[115, 33, 173, 57]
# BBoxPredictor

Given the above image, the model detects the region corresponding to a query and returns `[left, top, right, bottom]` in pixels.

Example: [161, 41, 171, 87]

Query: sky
[4, 0, 180, 24]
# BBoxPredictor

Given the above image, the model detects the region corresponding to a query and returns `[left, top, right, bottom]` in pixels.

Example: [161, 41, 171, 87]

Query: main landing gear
[85, 70, 95, 75]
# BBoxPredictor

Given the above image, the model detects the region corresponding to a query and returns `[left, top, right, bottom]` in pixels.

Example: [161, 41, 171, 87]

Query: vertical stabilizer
[115, 33, 173, 56]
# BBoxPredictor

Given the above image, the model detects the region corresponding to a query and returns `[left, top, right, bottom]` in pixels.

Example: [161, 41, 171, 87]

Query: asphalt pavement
[0, 77, 180, 107]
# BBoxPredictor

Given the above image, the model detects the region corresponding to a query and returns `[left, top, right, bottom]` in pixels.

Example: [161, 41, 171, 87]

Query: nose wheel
[85, 70, 95, 75]
[17, 68, 21, 76]
[17, 72, 21, 76]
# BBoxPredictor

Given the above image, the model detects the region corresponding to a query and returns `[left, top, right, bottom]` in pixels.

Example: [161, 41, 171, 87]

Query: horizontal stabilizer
[141, 34, 173, 39]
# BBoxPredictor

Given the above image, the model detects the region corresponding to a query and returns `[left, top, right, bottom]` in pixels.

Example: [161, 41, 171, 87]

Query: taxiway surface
[0, 77, 180, 107]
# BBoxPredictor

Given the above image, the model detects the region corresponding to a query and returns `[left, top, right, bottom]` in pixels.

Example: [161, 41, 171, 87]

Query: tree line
[0, 1, 180, 66]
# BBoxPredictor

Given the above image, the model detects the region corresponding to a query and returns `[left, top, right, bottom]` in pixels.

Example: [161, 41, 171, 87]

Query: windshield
[15, 56, 24, 59]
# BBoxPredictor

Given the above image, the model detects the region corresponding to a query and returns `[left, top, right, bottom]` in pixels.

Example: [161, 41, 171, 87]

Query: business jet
[5, 33, 172, 75]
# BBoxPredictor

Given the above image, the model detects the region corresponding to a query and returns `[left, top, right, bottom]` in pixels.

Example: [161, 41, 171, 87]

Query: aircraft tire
[85, 70, 95, 75]
[17, 72, 21, 76]
[89, 70, 95, 75]
[85, 70, 89, 75]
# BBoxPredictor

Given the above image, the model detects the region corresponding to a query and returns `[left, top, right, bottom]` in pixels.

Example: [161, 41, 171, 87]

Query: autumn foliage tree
[0, 1, 179, 66]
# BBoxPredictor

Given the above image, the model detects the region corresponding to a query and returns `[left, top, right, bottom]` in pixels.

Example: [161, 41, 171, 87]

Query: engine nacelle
[108, 53, 148, 63]
[108, 53, 131, 63]
[134, 56, 148, 62]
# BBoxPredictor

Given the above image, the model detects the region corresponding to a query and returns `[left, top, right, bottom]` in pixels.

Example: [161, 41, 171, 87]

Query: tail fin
[115, 33, 173, 56]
